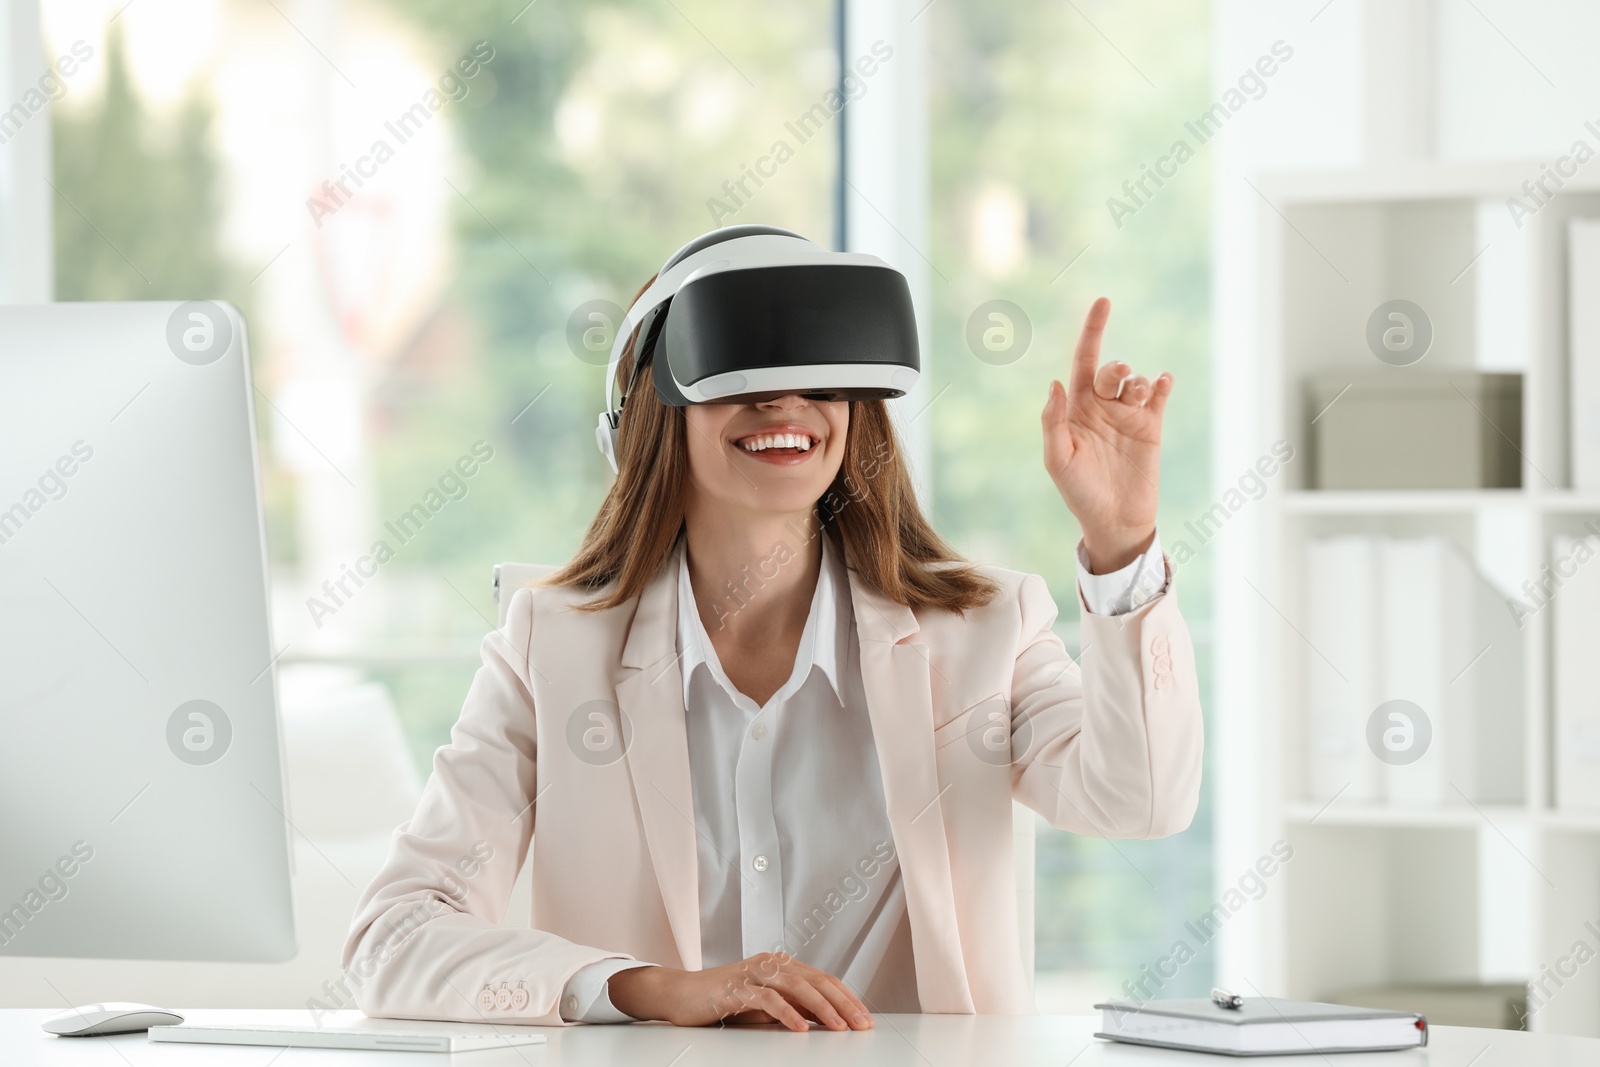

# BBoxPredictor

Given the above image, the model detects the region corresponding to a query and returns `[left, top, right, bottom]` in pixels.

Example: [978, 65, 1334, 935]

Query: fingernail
[854, 1013, 869, 1027]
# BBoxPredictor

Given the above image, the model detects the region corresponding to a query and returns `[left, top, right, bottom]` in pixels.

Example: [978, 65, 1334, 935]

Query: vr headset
[596, 225, 920, 472]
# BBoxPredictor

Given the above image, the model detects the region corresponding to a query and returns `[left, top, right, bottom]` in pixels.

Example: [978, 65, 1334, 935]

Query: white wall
[0, 0, 51, 301]
[1436, 0, 1600, 161]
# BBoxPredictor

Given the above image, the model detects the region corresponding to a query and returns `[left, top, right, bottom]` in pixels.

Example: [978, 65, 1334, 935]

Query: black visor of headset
[596, 226, 921, 471]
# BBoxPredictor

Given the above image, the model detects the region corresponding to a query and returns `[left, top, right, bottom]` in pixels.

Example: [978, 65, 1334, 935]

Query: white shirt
[558, 529, 1167, 1022]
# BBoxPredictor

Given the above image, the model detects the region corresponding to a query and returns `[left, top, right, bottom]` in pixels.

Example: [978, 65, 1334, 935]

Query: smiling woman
[343, 222, 1204, 1031]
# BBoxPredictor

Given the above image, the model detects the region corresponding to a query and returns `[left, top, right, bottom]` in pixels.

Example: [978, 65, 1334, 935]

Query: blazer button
[477, 987, 497, 1011]
[1154, 674, 1171, 691]
[562, 995, 579, 1018]
[495, 987, 513, 1010]
[1151, 634, 1170, 656]
[512, 987, 530, 1011]
[1153, 654, 1172, 673]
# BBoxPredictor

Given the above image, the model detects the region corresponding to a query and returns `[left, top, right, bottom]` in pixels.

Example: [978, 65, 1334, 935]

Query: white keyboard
[148, 1021, 549, 1053]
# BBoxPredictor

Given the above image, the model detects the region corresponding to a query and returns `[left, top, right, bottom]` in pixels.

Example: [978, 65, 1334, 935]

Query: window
[46, 0, 839, 771]
[925, 0, 1214, 1011]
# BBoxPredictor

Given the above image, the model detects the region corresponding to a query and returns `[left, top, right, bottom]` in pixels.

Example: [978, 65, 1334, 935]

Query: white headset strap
[602, 270, 679, 418]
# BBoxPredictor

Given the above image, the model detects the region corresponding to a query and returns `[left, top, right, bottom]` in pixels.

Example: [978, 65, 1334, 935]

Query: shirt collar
[676, 533, 847, 709]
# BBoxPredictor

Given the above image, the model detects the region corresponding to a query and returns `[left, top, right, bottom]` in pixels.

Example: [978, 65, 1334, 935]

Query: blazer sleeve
[1008, 561, 1203, 839]
[340, 586, 645, 1025]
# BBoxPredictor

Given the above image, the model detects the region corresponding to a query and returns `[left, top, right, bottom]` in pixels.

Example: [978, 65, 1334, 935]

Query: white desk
[6, 1009, 1600, 1065]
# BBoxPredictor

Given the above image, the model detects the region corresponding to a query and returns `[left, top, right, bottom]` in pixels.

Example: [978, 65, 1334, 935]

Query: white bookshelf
[1247, 161, 1600, 1037]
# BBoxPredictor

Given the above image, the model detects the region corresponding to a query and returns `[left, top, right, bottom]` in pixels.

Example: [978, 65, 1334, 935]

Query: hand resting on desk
[607, 951, 872, 1032]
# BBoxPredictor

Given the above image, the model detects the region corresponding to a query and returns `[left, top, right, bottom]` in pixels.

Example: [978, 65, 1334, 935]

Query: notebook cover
[1095, 997, 1422, 1025]
[1093, 997, 1428, 1056]
[1089, 1033, 1428, 1057]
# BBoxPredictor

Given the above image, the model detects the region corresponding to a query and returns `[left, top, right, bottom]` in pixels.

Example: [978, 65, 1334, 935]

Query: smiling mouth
[734, 431, 817, 455]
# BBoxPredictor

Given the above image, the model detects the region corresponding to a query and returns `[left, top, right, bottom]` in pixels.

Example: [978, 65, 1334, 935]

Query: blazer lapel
[848, 565, 976, 1014]
[614, 542, 702, 971]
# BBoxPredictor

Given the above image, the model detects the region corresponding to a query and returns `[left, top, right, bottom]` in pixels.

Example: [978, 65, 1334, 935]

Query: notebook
[1095, 997, 1427, 1056]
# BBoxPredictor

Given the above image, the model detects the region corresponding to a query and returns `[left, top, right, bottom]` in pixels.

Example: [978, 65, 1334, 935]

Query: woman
[343, 229, 1203, 1032]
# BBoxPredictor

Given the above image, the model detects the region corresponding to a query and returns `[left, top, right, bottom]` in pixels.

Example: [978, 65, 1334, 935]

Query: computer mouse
[41, 1003, 185, 1036]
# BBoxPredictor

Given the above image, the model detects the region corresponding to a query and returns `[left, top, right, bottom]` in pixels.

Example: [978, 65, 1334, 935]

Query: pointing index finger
[1069, 297, 1112, 398]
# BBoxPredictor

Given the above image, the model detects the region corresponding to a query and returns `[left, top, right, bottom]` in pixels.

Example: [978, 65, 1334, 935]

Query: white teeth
[739, 432, 815, 453]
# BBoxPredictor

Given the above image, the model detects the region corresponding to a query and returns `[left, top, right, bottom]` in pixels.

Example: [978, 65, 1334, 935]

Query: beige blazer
[342, 542, 1203, 1025]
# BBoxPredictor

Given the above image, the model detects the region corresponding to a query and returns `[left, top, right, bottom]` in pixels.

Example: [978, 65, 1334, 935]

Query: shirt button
[562, 995, 579, 1017]
[752, 854, 769, 872]
[751, 723, 767, 740]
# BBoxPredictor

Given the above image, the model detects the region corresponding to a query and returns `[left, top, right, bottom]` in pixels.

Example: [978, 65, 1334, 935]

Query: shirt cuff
[1076, 529, 1168, 616]
[559, 959, 659, 1023]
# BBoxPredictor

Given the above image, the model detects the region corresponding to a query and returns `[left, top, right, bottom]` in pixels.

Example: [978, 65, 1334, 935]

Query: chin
[745, 481, 835, 518]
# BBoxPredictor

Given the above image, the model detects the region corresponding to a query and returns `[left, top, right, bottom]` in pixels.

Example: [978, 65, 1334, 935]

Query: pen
[1211, 988, 1243, 1010]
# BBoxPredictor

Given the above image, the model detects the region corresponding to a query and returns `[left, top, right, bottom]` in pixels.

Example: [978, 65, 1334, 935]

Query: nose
[755, 393, 809, 410]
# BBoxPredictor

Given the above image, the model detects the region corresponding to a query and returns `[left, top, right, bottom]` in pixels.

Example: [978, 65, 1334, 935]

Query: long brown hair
[547, 274, 997, 613]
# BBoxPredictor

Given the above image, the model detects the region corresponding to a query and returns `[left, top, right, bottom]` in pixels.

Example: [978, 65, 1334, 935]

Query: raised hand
[1041, 297, 1172, 573]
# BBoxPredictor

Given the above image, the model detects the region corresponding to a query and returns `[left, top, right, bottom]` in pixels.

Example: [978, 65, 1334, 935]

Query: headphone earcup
[595, 412, 620, 474]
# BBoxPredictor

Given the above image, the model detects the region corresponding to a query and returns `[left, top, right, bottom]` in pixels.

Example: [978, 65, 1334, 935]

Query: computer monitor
[0, 301, 295, 961]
